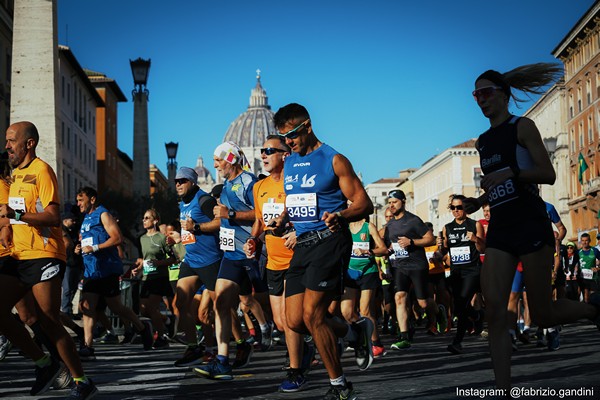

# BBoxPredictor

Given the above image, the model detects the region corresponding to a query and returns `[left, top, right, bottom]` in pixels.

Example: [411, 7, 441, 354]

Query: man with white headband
[194, 141, 271, 380]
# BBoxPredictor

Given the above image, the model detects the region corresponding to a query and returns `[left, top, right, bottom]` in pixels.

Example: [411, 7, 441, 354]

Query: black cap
[388, 190, 406, 200]
[62, 211, 76, 220]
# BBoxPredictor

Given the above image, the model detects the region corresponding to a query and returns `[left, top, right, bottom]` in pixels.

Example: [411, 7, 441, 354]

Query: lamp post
[165, 141, 179, 191]
[543, 137, 558, 160]
[430, 197, 439, 232]
[473, 169, 482, 197]
[130, 57, 151, 198]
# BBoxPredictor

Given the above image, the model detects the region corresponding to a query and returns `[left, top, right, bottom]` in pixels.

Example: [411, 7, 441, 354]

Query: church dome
[222, 70, 277, 148]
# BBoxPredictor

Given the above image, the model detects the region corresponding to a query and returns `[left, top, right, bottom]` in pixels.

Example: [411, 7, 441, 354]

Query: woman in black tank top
[465, 64, 599, 390]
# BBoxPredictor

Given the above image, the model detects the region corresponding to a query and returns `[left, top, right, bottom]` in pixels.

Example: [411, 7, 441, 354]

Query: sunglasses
[143, 216, 153, 220]
[449, 205, 464, 211]
[472, 86, 502, 101]
[278, 119, 310, 140]
[260, 147, 286, 155]
[174, 178, 189, 185]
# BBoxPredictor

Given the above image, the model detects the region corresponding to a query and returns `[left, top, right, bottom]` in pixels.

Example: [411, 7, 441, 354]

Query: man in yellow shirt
[0, 121, 97, 399]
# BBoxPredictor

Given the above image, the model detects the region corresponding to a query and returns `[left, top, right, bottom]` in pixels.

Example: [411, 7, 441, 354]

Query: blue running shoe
[194, 359, 233, 380]
[279, 370, 307, 393]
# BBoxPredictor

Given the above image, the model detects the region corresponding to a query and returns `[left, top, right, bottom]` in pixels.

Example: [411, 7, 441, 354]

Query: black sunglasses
[449, 205, 464, 211]
[260, 147, 286, 155]
[174, 178, 189, 185]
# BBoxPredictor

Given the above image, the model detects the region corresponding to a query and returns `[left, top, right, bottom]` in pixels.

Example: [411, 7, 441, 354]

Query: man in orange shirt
[0, 121, 96, 399]
[243, 135, 309, 392]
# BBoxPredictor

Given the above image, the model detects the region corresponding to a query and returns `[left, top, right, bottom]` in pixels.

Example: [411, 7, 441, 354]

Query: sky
[57, 0, 595, 185]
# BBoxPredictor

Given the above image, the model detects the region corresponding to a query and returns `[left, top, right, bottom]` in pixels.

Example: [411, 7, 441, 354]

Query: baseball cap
[388, 190, 406, 200]
[175, 167, 198, 183]
[566, 241, 575, 248]
[62, 211, 76, 220]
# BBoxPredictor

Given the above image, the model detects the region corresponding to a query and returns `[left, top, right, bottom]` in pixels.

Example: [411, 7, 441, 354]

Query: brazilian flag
[578, 152, 589, 184]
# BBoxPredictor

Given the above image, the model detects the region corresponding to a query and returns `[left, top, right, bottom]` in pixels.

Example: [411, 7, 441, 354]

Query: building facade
[0, 0, 12, 146]
[365, 169, 416, 229]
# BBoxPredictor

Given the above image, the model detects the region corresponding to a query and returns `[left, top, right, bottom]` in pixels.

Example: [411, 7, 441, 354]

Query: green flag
[578, 152, 589, 184]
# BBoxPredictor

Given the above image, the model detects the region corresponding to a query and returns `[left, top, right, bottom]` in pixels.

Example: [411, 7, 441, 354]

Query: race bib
[143, 259, 157, 275]
[8, 197, 26, 225]
[391, 242, 408, 259]
[263, 202, 285, 225]
[181, 229, 196, 245]
[488, 172, 518, 208]
[219, 227, 235, 251]
[352, 241, 370, 257]
[286, 193, 318, 223]
[426, 251, 434, 262]
[450, 246, 471, 265]
[81, 237, 94, 247]
[582, 268, 594, 280]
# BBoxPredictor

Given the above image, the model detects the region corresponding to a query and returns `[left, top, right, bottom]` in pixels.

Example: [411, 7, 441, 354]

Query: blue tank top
[179, 188, 223, 267]
[220, 171, 257, 260]
[283, 143, 346, 236]
[80, 205, 123, 279]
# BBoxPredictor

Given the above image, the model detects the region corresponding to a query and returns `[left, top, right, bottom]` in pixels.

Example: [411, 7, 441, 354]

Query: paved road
[1, 322, 599, 399]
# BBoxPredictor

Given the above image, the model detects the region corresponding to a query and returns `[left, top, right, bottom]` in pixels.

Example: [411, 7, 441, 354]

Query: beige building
[0, 0, 12, 147]
[365, 169, 416, 229]
[409, 139, 482, 233]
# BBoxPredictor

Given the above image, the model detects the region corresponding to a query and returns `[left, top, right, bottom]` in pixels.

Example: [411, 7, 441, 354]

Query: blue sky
[58, 0, 594, 185]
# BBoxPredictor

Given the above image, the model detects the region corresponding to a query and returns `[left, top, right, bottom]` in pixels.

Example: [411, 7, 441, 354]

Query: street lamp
[473, 169, 482, 197]
[543, 137, 558, 162]
[430, 198, 439, 232]
[165, 142, 179, 190]
[130, 57, 152, 198]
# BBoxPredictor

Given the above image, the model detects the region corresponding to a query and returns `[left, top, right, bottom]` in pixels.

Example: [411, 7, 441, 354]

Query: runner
[465, 64, 600, 389]
[274, 103, 374, 399]
[0, 121, 97, 399]
[76, 186, 153, 360]
[578, 233, 600, 303]
[172, 167, 222, 368]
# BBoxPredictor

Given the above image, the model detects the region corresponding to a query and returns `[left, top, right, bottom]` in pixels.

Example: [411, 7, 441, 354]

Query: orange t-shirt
[425, 245, 445, 274]
[0, 178, 11, 257]
[253, 175, 293, 271]
[10, 158, 66, 261]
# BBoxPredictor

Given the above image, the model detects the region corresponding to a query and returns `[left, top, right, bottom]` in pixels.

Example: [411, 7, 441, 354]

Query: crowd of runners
[1, 64, 600, 400]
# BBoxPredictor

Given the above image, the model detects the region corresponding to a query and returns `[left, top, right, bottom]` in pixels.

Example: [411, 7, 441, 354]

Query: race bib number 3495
[286, 193, 318, 223]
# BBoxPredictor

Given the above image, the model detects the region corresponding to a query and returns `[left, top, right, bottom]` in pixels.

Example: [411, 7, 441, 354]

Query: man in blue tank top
[273, 103, 374, 399]
[194, 142, 271, 380]
[76, 187, 153, 358]
[171, 167, 223, 368]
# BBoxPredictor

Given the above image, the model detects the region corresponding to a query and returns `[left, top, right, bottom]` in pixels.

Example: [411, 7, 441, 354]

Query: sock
[259, 323, 269, 333]
[524, 325, 530, 331]
[330, 375, 346, 386]
[399, 331, 409, 341]
[30, 321, 62, 362]
[73, 376, 89, 384]
[249, 328, 256, 337]
[236, 338, 245, 345]
[216, 354, 229, 365]
[343, 324, 358, 342]
[34, 354, 51, 368]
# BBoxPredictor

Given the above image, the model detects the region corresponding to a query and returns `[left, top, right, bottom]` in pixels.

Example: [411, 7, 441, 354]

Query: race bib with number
[352, 241, 370, 257]
[181, 229, 196, 245]
[81, 237, 94, 247]
[450, 246, 471, 265]
[143, 260, 157, 275]
[582, 268, 594, 280]
[219, 227, 235, 251]
[8, 197, 26, 225]
[263, 202, 285, 225]
[488, 172, 518, 208]
[391, 242, 408, 259]
[426, 251, 434, 261]
[286, 193, 318, 223]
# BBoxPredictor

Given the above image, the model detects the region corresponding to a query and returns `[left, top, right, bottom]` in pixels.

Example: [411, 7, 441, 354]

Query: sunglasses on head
[472, 86, 502, 101]
[174, 178, 189, 185]
[450, 205, 464, 211]
[278, 119, 310, 140]
[260, 147, 286, 155]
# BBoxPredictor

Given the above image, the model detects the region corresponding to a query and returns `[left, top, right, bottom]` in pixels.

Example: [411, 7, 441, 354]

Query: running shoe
[53, 363, 74, 390]
[0, 335, 12, 361]
[173, 345, 210, 368]
[281, 351, 290, 371]
[140, 321, 154, 351]
[300, 342, 316, 372]
[119, 329, 137, 345]
[426, 327, 439, 336]
[351, 317, 374, 370]
[323, 381, 357, 400]
[95, 332, 119, 344]
[535, 328, 547, 347]
[589, 292, 600, 330]
[232, 340, 253, 369]
[446, 342, 463, 355]
[78, 346, 96, 361]
[30, 357, 61, 395]
[436, 305, 448, 334]
[272, 328, 283, 343]
[547, 330, 560, 351]
[372, 344, 387, 358]
[260, 321, 274, 351]
[278, 369, 307, 393]
[153, 334, 170, 350]
[194, 359, 233, 380]
[518, 328, 531, 344]
[68, 378, 98, 400]
[390, 339, 411, 350]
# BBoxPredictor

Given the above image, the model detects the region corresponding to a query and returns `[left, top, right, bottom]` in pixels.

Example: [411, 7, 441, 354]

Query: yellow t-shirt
[425, 245, 445, 275]
[253, 175, 293, 271]
[0, 178, 12, 257]
[10, 158, 66, 261]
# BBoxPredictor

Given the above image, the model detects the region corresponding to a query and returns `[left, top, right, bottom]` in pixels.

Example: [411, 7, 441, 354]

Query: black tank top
[477, 115, 547, 226]
[445, 218, 480, 269]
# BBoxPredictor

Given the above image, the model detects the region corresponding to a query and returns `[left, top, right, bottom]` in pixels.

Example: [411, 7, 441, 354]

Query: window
[73, 83, 77, 120]
[61, 76, 64, 99]
[74, 134, 77, 156]
[67, 83, 70, 105]
[61, 121, 64, 145]
[589, 116, 594, 143]
[67, 127, 71, 150]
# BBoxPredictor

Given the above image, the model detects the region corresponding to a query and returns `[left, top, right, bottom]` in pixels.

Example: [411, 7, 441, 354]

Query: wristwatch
[193, 223, 201, 233]
[410, 239, 415, 246]
[228, 209, 236, 219]
[14, 209, 25, 221]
